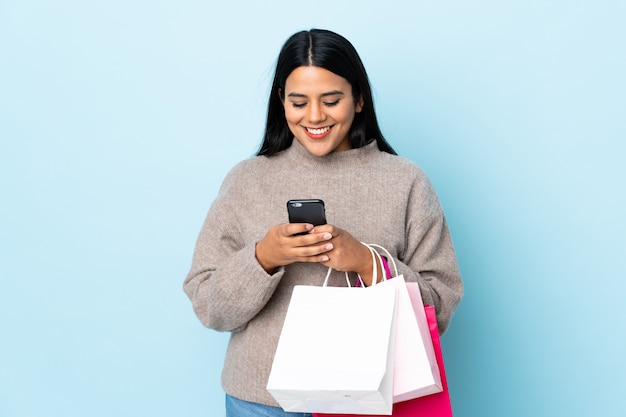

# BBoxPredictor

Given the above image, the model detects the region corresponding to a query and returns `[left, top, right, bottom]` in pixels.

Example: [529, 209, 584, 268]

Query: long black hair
[257, 29, 396, 156]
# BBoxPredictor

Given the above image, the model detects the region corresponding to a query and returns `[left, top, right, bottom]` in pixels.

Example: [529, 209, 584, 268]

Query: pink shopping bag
[314, 305, 453, 417]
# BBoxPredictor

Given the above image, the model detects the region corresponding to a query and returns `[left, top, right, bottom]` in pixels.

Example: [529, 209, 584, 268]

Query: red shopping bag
[314, 305, 453, 417]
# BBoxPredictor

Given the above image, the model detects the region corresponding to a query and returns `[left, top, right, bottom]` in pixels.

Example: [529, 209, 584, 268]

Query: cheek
[333, 102, 356, 121]
[283, 107, 299, 124]
[336, 107, 356, 124]
[284, 110, 301, 134]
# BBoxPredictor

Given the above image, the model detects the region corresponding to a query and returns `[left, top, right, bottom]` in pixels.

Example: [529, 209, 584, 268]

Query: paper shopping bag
[362, 244, 441, 402]
[266, 283, 398, 415]
[373, 276, 442, 402]
[315, 305, 453, 417]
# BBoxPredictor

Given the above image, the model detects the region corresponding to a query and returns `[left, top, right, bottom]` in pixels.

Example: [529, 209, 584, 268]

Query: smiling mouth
[304, 125, 333, 138]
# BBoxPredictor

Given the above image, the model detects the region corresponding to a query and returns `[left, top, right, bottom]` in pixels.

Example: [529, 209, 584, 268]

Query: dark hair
[257, 29, 396, 156]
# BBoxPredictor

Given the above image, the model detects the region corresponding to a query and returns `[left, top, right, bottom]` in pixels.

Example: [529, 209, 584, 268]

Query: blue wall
[1, 1, 624, 416]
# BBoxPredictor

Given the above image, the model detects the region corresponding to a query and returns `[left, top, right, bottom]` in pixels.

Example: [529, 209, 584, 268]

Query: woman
[184, 29, 463, 417]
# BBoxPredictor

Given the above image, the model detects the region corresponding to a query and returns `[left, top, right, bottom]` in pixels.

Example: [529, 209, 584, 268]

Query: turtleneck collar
[281, 138, 381, 168]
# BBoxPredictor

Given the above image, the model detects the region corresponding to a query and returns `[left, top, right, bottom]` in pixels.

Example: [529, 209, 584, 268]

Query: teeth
[306, 126, 330, 135]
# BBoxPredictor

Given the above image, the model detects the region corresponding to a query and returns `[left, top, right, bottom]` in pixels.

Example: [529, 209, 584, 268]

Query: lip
[303, 125, 334, 139]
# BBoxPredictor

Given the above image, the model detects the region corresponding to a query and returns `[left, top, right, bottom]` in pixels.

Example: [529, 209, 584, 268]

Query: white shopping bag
[366, 244, 442, 403]
[267, 269, 398, 415]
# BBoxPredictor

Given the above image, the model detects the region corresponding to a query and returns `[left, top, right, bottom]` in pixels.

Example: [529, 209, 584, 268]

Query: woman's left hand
[312, 225, 382, 286]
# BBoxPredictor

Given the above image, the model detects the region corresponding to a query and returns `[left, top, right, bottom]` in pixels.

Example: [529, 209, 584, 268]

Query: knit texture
[183, 139, 463, 406]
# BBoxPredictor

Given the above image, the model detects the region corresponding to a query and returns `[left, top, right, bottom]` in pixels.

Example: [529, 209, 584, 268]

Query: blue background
[1, 1, 624, 416]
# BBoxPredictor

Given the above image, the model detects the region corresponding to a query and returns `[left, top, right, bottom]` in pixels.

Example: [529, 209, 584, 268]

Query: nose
[307, 102, 325, 124]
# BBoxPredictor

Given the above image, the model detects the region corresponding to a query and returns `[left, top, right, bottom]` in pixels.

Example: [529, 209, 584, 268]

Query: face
[282, 66, 364, 157]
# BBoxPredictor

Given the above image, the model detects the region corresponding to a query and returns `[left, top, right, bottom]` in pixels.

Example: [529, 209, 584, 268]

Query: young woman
[184, 29, 463, 417]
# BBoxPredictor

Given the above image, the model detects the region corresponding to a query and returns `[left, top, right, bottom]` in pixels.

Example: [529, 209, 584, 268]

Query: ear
[278, 88, 284, 104]
[355, 95, 364, 113]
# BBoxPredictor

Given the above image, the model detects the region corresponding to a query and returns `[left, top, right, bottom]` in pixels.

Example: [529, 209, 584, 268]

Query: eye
[291, 102, 307, 109]
[324, 99, 340, 107]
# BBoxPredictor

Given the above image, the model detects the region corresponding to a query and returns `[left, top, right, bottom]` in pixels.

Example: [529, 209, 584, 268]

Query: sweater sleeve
[183, 168, 284, 332]
[394, 171, 463, 335]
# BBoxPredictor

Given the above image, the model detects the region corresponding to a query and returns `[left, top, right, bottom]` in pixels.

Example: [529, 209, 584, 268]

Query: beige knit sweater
[183, 139, 463, 406]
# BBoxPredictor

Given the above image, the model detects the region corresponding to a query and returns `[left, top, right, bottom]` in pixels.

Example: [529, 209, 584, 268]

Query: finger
[303, 231, 333, 244]
[288, 230, 333, 248]
[294, 241, 334, 257]
[299, 253, 331, 264]
[284, 223, 313, 236]
[311, 224, 336, 234]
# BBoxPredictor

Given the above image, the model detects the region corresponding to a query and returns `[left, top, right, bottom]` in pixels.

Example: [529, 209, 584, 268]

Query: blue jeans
[225, 394, 313, 417]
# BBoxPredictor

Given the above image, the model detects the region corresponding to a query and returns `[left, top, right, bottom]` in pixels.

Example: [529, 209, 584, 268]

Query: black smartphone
[287, 199, 327, 229]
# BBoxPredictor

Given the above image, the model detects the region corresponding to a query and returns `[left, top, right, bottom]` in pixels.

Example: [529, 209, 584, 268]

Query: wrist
[255, 242, 278, 273]
[355, 243, 380, 286]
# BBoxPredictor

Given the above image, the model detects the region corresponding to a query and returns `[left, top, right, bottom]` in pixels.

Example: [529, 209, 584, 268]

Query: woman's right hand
[255, 223, 334, 273]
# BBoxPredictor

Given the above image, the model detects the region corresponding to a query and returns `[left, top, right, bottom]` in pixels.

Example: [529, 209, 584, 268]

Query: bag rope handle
[366, 243, 398, 278]
[322, 243, 396, 288]
[322, 267, 352, 287]
[356, 242, 383, 287]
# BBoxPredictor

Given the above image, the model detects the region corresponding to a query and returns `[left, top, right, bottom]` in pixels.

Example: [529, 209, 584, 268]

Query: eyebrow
[287, 90, 345, 98]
